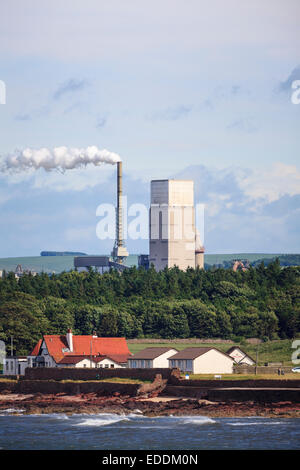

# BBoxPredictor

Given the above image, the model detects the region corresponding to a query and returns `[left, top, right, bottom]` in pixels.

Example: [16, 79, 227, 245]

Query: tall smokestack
[112, 161, 128, 264]
[117, 162, 123, 248]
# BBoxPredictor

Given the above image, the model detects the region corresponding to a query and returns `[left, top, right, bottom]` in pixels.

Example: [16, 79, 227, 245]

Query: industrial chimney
[195, 229, 205, 269]
[111, 161, 129, 264]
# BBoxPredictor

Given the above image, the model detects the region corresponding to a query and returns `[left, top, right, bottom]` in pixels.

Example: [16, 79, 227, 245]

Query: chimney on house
[66, 329, 73, 352]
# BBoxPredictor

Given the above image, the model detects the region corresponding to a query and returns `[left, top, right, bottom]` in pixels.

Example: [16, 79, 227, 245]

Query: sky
[0, 0, 299, 257]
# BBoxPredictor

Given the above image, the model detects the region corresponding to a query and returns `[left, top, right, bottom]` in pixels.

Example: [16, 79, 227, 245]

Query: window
[110, 364, 114, 368]
[105, 364, 109, 368]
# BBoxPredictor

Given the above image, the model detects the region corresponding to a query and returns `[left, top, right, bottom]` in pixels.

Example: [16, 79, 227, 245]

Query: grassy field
[128, 339, 298, 366]
[60, 378, 149, 384]
[99, 377, 150, 384]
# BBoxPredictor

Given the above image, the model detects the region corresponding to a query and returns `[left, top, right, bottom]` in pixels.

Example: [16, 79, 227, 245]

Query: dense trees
[0, 260, 299, 355]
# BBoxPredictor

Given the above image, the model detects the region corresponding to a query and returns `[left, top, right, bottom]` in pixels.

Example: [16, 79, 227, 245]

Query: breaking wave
[74, 413, 130, 427]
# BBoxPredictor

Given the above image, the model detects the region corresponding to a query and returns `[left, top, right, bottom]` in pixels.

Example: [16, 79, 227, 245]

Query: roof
[58, 354, 126, 365]
[58, 355, 91, 364]
[29, 339, 42, 356]
[129, 347, 178, 360]
[33, 334, 132, 364]
[168, 347, 235, 361]
[226, 346, 256, 363]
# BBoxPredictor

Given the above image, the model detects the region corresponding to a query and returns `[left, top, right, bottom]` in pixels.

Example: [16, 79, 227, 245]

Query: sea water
[0, 410, 299, 450]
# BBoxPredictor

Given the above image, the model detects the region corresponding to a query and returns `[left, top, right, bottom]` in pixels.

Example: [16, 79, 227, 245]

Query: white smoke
[0, 146, 121, 173]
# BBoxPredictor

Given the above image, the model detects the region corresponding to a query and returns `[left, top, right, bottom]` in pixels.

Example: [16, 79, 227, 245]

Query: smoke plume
[0, 146, 121, 173]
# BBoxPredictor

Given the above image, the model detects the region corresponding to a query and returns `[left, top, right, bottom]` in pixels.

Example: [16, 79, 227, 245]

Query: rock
[197, 399, 216, 406]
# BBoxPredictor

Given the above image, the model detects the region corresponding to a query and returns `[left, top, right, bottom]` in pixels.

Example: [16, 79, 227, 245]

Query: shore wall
[163, 385, 300, 402]
[206, 388, 300, 403]
[234, 365, 292, 375]
[17, 380, 140, 396]
[0, 381, 16, 392]
[0, 380, 140, 396]
[23, 367, 178, 382]
[169, 378, 300, 388]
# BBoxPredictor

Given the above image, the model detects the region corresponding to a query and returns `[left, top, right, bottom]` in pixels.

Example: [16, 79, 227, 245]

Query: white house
[128, 347, 178, 368]
[226, 346, 256, 365]
[3, 330, 132, 375]
[58, 355, 123, 369]
[168, 347, 235, 374]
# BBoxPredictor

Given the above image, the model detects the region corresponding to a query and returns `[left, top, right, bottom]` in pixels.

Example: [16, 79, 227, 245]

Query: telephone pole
[255, 344, 259, 375]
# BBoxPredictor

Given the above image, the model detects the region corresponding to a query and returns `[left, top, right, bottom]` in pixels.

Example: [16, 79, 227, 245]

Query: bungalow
[168, 347, 235, 374]
[128, 347, 178, 368]
[226, 346, 256, 365]
[3, 330, 132, 375]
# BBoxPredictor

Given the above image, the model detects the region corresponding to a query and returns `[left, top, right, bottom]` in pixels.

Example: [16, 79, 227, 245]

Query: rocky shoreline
[0, 392, 299, 418]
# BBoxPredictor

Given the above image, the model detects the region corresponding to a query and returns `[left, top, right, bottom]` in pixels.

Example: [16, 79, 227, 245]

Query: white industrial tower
[149, 179, 197, 271]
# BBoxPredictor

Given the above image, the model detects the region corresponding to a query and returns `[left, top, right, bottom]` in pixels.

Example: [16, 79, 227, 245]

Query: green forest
[0, 259, 299, 355]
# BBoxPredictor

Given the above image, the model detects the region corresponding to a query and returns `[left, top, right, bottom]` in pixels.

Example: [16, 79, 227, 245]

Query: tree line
[0, 259, 299, 355]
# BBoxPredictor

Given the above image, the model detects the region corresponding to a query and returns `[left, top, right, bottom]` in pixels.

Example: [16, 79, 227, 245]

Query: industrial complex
[74, 163, 204, 273]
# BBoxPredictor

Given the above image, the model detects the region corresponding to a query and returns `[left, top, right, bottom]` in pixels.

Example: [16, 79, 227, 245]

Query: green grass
[99, 377, 150, 384]
[60, 378, 149, 384]
[0, 378, 17, 383]
[128, 339, 298, 366]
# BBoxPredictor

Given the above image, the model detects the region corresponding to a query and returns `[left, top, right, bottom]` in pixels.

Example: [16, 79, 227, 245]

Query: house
[168, 347, 235, 374]
[128, 347, 178, 368]
[226, 346, 256, 365]
[3, 330, 132, 375]
[4, 356, 28, 376]
[57, 355, 123, 369]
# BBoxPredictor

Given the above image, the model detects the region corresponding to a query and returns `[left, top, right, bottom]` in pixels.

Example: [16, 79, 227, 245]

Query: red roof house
[30, 330, 132, 368]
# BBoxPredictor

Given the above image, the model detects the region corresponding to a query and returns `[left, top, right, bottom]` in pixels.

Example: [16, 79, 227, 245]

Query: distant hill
[205, 253, 300, 269]
[0, 253, 299, 274]
[0, 255, 138, 274]
[40, 251, 87, 257]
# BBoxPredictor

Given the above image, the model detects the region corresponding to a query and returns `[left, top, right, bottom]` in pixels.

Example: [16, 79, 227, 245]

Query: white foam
[1, 408, 25, 414]
[74, 413, 130, 427]
[227, 421, 282, 426]
[182, 416, 216, 425]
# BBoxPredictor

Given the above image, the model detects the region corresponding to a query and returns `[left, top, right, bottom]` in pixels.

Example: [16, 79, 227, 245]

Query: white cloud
[238, 162, 300, 204]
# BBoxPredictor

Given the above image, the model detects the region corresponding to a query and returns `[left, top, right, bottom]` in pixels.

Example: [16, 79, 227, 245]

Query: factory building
[74, 256, 128, 273]
[149, 179, 201, 271]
